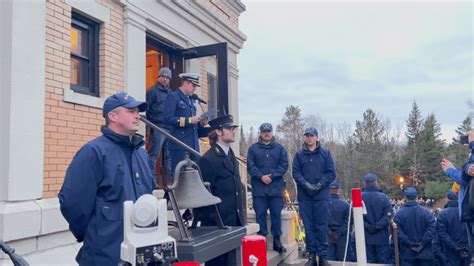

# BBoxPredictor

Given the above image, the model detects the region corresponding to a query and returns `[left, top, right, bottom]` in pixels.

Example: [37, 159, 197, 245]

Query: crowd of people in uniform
[58, 66, 474, 266]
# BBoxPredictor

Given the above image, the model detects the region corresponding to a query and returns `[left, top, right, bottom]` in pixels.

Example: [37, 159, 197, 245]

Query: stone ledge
[36, 198, 69, 235]
[0, 201, 41, 241]
[63, 89, 105, 110]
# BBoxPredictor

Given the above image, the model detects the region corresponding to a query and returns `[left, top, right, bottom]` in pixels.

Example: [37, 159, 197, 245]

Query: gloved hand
[456, 247, 470, 258]
[328, 230, 340, 243]
[303, 182, 319, 196]
[365, 224, 377, 234]
[410, 242, 424, 253]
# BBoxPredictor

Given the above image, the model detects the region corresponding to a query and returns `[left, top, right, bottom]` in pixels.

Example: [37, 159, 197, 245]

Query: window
[70, 13, 99, 96]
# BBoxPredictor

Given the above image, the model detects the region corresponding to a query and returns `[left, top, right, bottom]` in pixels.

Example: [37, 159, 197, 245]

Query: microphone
[191, 94, 207, 104]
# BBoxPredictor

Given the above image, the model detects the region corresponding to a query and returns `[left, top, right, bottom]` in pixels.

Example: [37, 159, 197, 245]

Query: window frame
[70, 12, 99, 97]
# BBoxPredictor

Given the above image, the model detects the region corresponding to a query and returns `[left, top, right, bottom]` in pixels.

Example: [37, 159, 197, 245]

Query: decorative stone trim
[65, 0, 110, 23]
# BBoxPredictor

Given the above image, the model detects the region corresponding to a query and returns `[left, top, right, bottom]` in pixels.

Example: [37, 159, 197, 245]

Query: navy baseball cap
[405, 187, 417, 198]
[259, 122, 273, 132]
[102, 92, 147, 117]
[364, 173, 377, 183]
[304, 127, 318, 136]
[330, 181, 340, 189]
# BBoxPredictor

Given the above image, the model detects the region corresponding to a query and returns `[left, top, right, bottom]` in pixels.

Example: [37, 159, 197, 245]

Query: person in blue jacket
[394, 188, 436, 266]
[163, 73, 208, 173]
[442, 132, 474, 259]
[247, 122, 288, 253]
[59, 92, 156, 265]
[292, 127, 336, 266]
[146, 67, 172, 176]
[327, 180, 351, 262]
[437, 189, 471, 266]
[361, 173, 392, 264]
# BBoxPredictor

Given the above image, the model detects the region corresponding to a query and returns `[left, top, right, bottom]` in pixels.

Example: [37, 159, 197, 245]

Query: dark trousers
[299, 200, 329, 256]
[366, 244, 388, 264]
[327, 232, 349, 261]
[253, 196, 284, 236]
[148, 128, 171, 176]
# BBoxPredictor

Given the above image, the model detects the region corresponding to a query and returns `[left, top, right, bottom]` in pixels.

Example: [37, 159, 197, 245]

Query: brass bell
[168, 157, 221, 209]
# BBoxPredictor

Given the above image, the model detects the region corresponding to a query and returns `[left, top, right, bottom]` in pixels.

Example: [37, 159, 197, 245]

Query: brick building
[0, 0, 246, 263]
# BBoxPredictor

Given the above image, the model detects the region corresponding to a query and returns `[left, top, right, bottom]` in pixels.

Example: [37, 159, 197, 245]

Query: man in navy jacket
[247, 122, 288, 253]
[328, 181, 351, 261]
[361, 173, 393, 264]
[437, 189, 471, 265]
[394, 188, 436, 266]
[163, 73, 208, 173]
[59, 92, 156, 265]
[146, 67, 172, 176]
[293, 127, 336, 266]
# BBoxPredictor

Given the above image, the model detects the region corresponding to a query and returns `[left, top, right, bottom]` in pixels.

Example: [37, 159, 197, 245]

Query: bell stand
[140, 116, 225, 241]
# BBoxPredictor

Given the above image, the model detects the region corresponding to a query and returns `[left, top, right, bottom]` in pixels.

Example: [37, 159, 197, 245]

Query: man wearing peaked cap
[193, 114, 244, 266]
[179, 73, 200, 87]
[394, 187, 436, 266]
[437, 189, 470, 265]
[247, 122, 289, 253]
[146, 67, 173, 177]
[163, 72, 207, 173]
[59, 92, 155, 265]
[361, 173, 392, 264]
[292, 126, 335, 266]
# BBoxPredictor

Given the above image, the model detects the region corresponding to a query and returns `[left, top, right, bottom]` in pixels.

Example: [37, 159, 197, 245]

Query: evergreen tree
[248, 126, 256, 146]
[351, 108, 393, 187]
[401, 101, 424, 188]
[446, 117, 472, 167]
[418, 114, 445, 193]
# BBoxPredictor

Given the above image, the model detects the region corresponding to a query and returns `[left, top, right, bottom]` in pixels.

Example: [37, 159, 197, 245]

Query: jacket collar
[101, 126, 145, 149]
[211, 144, 236, 174]
[257, 136, 276, 147]
[404, 200, 418, 207]
[362, 186, 382, 192]
[176, 88, 193, 107]
[155, 82, 169, 93]
[302, 142, 320, 153]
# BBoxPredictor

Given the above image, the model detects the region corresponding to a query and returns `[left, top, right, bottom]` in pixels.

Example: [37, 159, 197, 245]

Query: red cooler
[242, 235, 267, 266]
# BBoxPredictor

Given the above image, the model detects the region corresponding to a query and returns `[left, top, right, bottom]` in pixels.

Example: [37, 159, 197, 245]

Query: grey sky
[238, 1, 473, 142]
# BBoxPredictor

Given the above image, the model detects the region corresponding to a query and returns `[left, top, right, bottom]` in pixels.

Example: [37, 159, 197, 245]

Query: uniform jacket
[163, 88, 199, 151]
[59, 126, 155, 265]
[362, 186, 392, 245]
[329, 194, 351, 236]
[437, 200, 469, 256]
[146, 82, 170, 128]
[394, 201, 436, 261]
[247, 137, 288, 196]
[195, 144, 245, 226]
[292, 142, 336, 201]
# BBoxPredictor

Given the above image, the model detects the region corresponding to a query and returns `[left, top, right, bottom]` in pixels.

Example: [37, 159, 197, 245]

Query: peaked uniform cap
[179, 73, 200, 87]
[208, 115, 238, 130]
